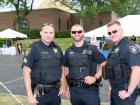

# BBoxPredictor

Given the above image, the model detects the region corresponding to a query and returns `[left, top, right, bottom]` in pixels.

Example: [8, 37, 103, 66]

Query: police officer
[103, 20, 140, 105]
[62, 24, 106, 105]
[22, 23, 65, 105]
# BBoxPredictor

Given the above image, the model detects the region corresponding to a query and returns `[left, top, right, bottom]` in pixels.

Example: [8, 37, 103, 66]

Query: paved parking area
[0, 55, 139, 104]
[0, 55, 26, 95]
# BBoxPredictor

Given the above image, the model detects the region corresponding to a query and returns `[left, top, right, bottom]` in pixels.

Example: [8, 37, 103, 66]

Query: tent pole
[11, 38, 13, 46]
[6, 38, 7, 46]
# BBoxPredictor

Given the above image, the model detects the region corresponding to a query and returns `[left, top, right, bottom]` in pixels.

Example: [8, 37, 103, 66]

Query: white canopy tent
[85, 15, 140, 38]
[0, 28, 27, 38]
[0, 29, 27, 55]
[119, 15, 140, 36]
[85, 25, 108, 38]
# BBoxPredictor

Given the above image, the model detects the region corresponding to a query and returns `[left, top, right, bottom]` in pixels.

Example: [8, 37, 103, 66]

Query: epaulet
[87, 43, 97, 49]
[53, 42, 63, 52]
[33, 41, 39, 45]
[53, 42, 61, 48]
[53, 42, 58, 46]
[66, 45, 72, 50]
[30, 41, 38, 46]
[83, 41, 96, 47]
[124, 38, 134, 46]
[29, 41, 39, 47]
[65, 44, 73, 53]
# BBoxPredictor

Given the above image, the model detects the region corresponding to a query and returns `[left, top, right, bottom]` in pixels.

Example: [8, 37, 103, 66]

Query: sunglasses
[108, 29, 120, 35]
[71, 30, 83, 34]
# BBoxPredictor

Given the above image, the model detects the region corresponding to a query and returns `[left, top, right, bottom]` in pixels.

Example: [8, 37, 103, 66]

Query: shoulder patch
[25, 48, 32, 56]
[129, 46, 138, 54]
[53, 48, 58, 53]
[23, 58, 27, 63]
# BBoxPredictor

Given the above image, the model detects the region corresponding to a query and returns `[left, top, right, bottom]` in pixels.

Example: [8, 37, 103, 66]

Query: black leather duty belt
[32, 82, 60, 96]
[68, 79, 99, 88]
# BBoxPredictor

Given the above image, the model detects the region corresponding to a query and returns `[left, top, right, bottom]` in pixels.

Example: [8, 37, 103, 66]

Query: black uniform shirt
[63, 41, 106, 67]
[110, 37, 140, 67]
[22, 40, 63, 70]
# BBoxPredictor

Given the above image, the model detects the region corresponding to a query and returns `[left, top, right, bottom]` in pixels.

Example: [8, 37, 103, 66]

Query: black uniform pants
[69, 86, 100, 105]
[36, 89, 61, 105]
[110, 88, 138, 105]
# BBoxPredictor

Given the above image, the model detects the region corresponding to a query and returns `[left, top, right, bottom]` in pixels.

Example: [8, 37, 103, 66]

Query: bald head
[42, 23, 55, 32]
[107, 20, 124, 44]
[71, 24, 84, 32]
[107, 20, 121, 28]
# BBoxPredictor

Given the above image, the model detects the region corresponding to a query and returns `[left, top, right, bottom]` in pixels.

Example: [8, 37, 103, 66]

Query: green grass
[0, 93, 27, 105]
[0, 93, 107, 105]
[54, 38, 73, 51]
[0, 93, 71, 105]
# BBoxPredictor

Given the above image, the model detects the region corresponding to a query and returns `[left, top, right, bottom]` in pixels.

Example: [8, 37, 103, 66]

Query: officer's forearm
[60, 77, 68, 89]
[23, 66, 33, 97]
[95, 67, 102, 79]
[95, 61, 107, 79]
[127, 66, 140, 95]
[60, 67, 69, 89]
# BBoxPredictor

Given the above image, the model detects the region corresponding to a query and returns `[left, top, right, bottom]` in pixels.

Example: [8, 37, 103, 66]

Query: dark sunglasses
[71, 30, 83, 34]
[108, 30, 118, 35]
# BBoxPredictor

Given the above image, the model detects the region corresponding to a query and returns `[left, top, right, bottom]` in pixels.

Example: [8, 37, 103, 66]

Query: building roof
[36, 0, 76, 13]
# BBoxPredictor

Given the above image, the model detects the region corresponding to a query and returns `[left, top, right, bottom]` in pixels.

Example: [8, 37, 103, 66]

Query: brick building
[0, 8, 119, 32]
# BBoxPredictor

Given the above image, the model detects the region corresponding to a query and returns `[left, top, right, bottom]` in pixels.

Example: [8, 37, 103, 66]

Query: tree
[4, 0, 34, 30]
[107, 0, 140, 17]
[0, 0, 5, 8]
[58, 0, 140, 22]
[126, 0, 140, 15]
[57, 0, 110, 25]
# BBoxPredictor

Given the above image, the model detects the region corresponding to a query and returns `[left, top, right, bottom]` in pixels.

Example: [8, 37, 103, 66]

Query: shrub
[19, 29, 71, 39]
[55, 31, 71, 38]
[19, 29, 41, 39]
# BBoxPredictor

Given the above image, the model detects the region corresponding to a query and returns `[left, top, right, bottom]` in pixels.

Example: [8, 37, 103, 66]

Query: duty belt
[32, 82, 60, 97]
[68, 79, 100, 88]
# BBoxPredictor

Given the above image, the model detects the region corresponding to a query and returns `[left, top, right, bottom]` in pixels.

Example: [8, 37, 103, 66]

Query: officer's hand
[118, 90, 131, 99]
[58, 86, 66, 96]
[108, 85, 111, 100]
[28, 95, 38, 105]
[64, 88, 71, 100]
[84, 76, 96, 85]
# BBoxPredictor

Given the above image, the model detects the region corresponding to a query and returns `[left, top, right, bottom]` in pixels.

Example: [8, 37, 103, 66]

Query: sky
[0, 0, 42, 12]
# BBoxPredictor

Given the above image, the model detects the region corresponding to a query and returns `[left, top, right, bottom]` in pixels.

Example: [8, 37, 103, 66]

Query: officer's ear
[121, 28, 124, 33]
[82, 29, 85, 34]
[40, 31, 43, 37]
[119, 27, 124, 33]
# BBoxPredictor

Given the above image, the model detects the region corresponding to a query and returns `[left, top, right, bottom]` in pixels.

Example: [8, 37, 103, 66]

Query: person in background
[101, 44, 110, 59]
[17, 42, 22, 54]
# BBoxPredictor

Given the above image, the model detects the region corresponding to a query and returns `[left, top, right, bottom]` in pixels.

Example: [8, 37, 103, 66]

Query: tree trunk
[80, 18, 83, 26]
